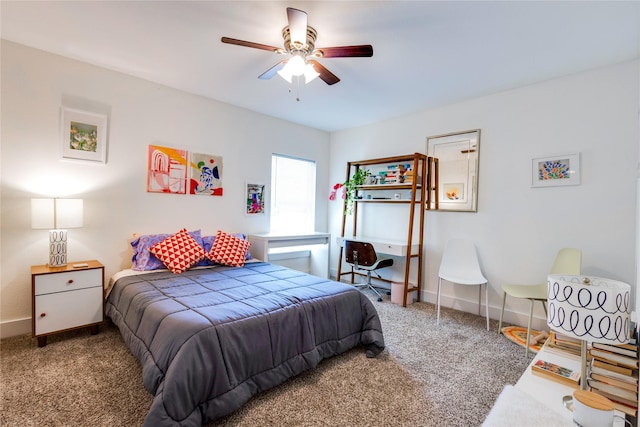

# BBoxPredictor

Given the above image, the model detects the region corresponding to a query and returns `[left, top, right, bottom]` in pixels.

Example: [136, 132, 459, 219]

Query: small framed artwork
[246, 182, 265, 215]
[531, 153, 580, 188]
[61, 107, 108, 163]
[442, 183, 465, 202]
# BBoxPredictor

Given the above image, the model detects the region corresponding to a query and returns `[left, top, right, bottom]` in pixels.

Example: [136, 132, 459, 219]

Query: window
[270, 154, 316, 233]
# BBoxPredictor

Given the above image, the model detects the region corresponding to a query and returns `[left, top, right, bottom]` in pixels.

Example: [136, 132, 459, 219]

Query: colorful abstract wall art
[147, 145, 188, 194]
[189, 152, 223, 196]
[531, 153, 580, 187]
[246, 183, 265, 214]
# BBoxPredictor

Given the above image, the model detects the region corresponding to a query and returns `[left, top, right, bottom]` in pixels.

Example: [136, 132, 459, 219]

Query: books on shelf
[590, 372, 638, 392]
[587, 340, 639, 418]
[591, 359, 637, 381]
[592, 359, 634, 377]
[589, 388, 638, 417]
[545, 331, 582, 358]
[587, 379, 637, 404]
[590, 348, 639, 369]
[531, 359, 580, 388]
[592, 342, 639, 358]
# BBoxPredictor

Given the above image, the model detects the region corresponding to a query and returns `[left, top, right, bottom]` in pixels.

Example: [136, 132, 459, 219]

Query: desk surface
[247, 232, 330, 278]
[249, 232, 330, 241]
[336, 235, 419, 257]
[515, 343, 625, 425]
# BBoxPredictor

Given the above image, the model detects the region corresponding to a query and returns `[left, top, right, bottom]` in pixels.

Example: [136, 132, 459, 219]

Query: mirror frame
[426, 129, 480, 212]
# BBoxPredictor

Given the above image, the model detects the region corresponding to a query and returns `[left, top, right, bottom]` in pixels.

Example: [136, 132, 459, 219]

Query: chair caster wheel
[377, 297, 382, 302]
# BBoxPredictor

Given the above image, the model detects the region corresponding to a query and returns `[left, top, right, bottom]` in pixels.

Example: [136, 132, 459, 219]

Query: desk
[248, 232, 331, 278]
[336, 236, 422, 305]
[335, 236, 419, 257]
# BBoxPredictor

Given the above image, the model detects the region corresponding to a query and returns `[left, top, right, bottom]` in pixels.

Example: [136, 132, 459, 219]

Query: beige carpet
[1, 295, 532, 426]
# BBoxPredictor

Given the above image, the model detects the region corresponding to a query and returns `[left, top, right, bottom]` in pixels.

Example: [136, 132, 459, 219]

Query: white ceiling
[2, 1, 639, 132]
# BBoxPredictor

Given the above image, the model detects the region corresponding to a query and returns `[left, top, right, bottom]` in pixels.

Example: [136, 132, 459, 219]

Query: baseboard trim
[327, 273, 549, 331]
[0, 317, 31, 339]
[420, 289, 549, 332]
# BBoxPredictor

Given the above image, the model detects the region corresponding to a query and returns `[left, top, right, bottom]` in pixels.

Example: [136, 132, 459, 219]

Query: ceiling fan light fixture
[304, 63, 320, 83]
[278, 54, 307, 83]
[222, 7, 371, 88]
[277, 63, 293, 83]
[288, 54, 306, 76]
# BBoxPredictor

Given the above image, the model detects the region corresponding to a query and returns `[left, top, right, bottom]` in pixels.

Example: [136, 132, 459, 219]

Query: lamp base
[49, 229, 68, 267]
[580, 340, 587, 390]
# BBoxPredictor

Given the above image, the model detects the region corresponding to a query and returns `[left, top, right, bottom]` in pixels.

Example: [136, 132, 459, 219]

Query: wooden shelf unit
[337, 153, 437, 307]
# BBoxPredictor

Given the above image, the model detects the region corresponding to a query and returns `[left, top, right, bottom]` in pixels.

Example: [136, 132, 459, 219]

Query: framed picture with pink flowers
[531, 153, 580, 188]
[61, 107, 108, 163]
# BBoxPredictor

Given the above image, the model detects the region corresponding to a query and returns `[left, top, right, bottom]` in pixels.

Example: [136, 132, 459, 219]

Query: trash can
[391, 281, 414, 305]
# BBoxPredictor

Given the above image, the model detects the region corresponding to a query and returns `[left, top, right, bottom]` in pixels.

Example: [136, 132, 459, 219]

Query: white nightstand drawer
[34, 286, 103, 335]
[34, 268, 102, 296]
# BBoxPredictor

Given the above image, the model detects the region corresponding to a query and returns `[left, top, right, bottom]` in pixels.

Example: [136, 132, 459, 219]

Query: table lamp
[31, 198, 83, 267]
[547, 274, 631, 390]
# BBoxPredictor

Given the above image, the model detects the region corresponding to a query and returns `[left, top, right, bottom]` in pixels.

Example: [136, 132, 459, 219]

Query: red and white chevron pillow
[207, 230, 251, 267]
[150, 228, 207, 274]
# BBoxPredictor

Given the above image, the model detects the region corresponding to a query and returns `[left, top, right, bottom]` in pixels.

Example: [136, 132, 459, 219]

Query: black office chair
[344, 240, 394, 301]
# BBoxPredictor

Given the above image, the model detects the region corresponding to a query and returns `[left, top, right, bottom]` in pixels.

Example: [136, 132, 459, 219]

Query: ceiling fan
[221, 7, 373, 86]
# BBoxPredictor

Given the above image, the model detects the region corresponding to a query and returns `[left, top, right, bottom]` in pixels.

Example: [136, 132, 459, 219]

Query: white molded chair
[437, 239, 489, 331]
[498, 247, 581, 356]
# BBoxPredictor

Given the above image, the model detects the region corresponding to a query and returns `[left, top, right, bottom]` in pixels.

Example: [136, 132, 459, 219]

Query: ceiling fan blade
[313, 45, 373, 58]
[221, 36, 281, 53]
[308, 60, 340, 85]
[287, 8, 308, 46]
[258, 60, 287, 80]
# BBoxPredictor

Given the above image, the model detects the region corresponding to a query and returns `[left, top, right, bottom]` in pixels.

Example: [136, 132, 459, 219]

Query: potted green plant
[330, 168, 370, 215]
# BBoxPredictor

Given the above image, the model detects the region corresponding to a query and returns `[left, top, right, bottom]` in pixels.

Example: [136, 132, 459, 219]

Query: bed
[105, 261, 385, 426]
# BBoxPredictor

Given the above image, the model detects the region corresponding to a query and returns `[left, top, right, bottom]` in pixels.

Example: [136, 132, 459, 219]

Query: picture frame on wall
[531, 152, 580, 188]
[147, 145, 188, 194]
[426, 129, 480, 212]
[246, 182, 265, 215]
[189, 152, 223, 196]
[61, 107, 108, 163]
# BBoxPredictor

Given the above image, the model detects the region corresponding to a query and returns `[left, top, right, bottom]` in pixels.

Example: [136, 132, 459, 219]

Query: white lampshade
[547, 275, 631, 391]
[31, 198, 83, 229]
[31, 198, 55, 229]
[31, 198, 83, 266]
[547, 275, 631, 345]
[56, 198, 83, 228]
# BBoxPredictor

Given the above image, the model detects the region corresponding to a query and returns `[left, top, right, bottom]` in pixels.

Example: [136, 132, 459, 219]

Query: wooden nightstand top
[31, 260, 103, 275]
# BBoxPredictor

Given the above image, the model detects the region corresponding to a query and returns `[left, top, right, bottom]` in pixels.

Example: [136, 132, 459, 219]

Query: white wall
[0, 41, 330, 337]
[329, 60, 639, 330]
[2, 40, 637, 338]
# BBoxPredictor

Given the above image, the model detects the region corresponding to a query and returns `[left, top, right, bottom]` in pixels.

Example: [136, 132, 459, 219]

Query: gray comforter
[105, 262, 385, 426]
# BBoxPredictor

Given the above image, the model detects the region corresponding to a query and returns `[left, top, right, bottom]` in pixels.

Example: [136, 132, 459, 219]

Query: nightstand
[31, 260, 105, 347]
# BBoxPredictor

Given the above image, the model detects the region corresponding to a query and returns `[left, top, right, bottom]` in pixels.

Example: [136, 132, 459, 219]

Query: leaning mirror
[426, 129, 480, 212]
